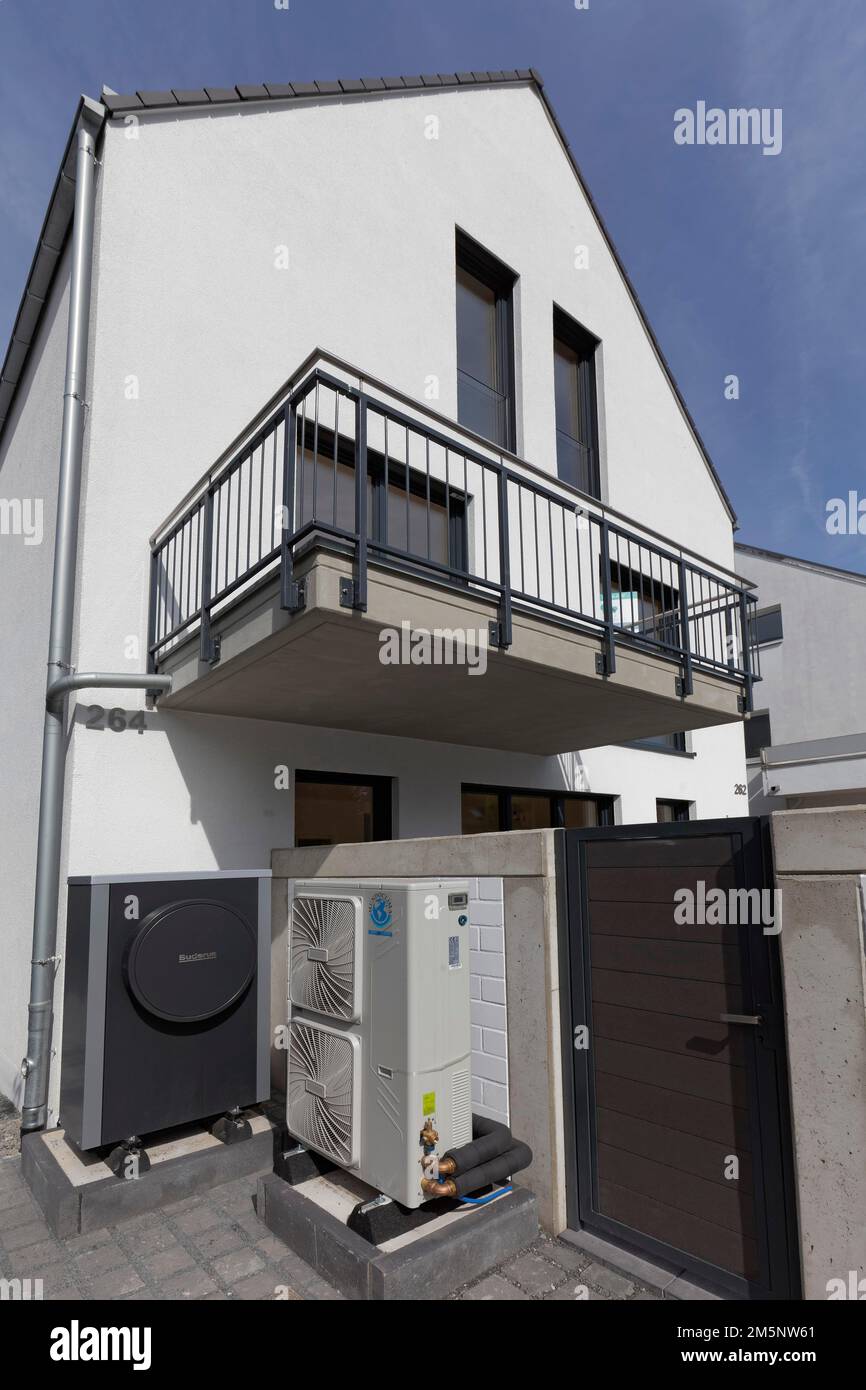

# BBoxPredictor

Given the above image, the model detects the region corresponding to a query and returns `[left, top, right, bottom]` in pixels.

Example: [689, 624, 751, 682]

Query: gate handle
[720, 1012, 763, 1026]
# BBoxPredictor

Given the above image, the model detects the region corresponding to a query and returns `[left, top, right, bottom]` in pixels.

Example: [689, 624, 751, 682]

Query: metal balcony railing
[148, 351, 760, 710]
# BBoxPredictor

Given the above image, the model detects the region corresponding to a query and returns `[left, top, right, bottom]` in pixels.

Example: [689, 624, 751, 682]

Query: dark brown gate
[562, 819, 799, 1300]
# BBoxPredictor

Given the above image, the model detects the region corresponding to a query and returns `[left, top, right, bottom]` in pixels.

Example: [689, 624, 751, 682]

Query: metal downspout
[20, 111, 173, 1130]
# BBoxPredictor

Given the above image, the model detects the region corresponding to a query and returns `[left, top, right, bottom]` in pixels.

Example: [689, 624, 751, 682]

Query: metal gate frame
[557, 818, 801, 1300]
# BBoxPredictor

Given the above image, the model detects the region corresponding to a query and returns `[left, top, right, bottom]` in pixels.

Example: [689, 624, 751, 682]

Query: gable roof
[0, 71, 737, 523]
[735, 541, 866, 587]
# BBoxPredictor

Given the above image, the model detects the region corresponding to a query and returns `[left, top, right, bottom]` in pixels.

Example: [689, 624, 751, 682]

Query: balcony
[147, 351, 759, 754]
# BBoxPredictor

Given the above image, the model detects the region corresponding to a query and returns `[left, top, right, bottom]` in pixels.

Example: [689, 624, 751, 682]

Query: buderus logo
[368, 894, 393, 936]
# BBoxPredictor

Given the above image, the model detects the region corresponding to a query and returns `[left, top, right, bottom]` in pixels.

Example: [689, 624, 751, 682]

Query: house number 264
[85, 706, 147, 734]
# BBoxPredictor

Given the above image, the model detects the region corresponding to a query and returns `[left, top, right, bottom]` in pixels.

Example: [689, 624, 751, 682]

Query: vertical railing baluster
[738, 589, 754, 712]
[677, 557, 693, 697]
[353, 393, 368, 611]
[280, 400, 301, 611]
[598, 519, 616, 675]
[200, 485, 216, 663]
[495, 467, 512, 648]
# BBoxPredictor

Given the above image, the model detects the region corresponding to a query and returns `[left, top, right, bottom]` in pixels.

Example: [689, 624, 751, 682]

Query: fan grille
[290, 896, 359, 1022]
[287, 1022, 356, 1167]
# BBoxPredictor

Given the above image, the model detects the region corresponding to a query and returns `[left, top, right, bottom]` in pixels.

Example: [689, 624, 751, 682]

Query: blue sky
[1, 0, 863, 572]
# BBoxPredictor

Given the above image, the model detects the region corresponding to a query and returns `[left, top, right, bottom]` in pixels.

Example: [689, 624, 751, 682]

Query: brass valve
[420, 1118, 439, 1149]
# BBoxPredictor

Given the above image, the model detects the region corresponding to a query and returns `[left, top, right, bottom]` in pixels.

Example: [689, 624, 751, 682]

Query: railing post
[677, 558, 693, 698]
[597, 518, 616, 676]
[738, 589, 754, 713]
[280, 400, 303, 611]
[146, 547, 159, 677]
[346, 393, 368, 612]
[199, 486, 217, 664]
[494, 467, 512, 649]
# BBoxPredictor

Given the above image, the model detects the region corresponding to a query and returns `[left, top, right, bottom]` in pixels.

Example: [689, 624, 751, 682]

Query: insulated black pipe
[450, 1140, 533, 1198]
[442, 1114, 513, 1175]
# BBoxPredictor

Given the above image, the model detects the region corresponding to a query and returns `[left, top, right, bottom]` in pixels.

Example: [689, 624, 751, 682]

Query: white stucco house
[735, 541, 866, 811]
[0, 71, 757, 1129]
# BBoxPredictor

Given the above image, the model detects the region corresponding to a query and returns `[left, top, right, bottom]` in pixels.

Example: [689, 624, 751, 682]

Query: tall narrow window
[553, 307, 599, 495]
[456, 231, 515, 449]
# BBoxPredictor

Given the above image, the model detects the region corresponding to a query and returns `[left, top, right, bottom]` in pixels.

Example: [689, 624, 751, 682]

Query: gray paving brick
[121, 1224, 180, 1257]
[189, 1225, 247, 1259]
[230, 1269, 300, 1300]
[160, 1267, 218, 1299]
[1, 1218, 52, 1251]
[87, 1264, 145, 1298]
[44, 1283, 84, 1301]
[543, 1281, 603, 1300]
[213, 1248, 266, 1284]
[143, 1245, 197, 1280]
[74, 1241, 128, 1279]
[543, 1240, 592, 1274]
[0, 1199, 42, 1230]
[255, 1233, 291, 1262]
[583, 1261, 636, 1299]
[63, 1227, 114, 1254]
[501, 1252, 567, 1295]
[461, 1273, 532, 1300]
[8, 1240, 65, 1276]
[174, 1203, 225, 1236]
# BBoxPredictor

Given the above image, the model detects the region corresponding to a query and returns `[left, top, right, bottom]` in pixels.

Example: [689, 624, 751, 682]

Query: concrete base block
[258, 1170, 539, 1300]
[21, 1113, 274, 1238]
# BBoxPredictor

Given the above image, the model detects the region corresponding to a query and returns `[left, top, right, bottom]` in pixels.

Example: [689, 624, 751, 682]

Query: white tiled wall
[469, 877, 509, 1121]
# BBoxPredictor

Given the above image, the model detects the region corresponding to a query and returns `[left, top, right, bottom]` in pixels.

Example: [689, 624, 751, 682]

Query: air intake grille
[290, 895, 360, 1023]
[451, 1068, 473, 1147]
[287, 1021, 358, 1167]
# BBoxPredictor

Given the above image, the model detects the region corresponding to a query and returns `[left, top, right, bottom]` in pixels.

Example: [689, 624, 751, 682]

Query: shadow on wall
[158, 710, 293, 867]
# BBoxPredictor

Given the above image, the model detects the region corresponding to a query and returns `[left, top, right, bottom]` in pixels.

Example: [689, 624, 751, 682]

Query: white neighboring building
[736, 542, 866, 811]
[0, 72, 755, 1118]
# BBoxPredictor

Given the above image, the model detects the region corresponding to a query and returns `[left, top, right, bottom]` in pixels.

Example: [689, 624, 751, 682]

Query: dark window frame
[294, 769, 393, 845]
[297, 418, 468, 575]
[744, 709, 772, 761]
[455, 229, 517, 451]
[627, 732, 689, 756]
[656, 798, 692, 824]
[461, 781, 615, 834]
[750, 605, 783, 647]
[553, 304, 601, 497]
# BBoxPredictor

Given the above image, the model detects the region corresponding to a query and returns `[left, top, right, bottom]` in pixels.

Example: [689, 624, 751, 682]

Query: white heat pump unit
[287, 879, 472, 1208]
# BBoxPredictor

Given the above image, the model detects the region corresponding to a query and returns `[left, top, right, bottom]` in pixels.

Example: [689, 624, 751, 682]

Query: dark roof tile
[338, 79, 366, 93]
[204, 87, 240, 103]
[101, 91, 141, 113]
[235, 84, 269, 100]
[264, 83, 295, 99]
[172, 89, 209, 106]
[291, 81, 319, 96]
[314, 80, 342, 95]
[137, 90, 178, 107]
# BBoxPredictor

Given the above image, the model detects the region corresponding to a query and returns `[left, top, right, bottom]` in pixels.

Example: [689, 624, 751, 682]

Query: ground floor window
[656, 798, 691, 824]
[294, 770, 392, 846]
[461, 783, 615, 834]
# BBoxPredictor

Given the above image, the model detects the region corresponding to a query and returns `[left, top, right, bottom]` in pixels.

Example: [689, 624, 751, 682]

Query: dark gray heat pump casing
[60, 872, 271, 1151]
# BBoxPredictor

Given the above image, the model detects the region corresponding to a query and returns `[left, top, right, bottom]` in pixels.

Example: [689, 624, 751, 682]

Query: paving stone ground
[0, 1152, 658, 1301]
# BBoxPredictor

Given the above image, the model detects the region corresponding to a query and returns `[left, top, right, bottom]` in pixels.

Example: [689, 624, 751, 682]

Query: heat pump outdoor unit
[60, 871, 270, 1152]
[287, 879, 472, 1208]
